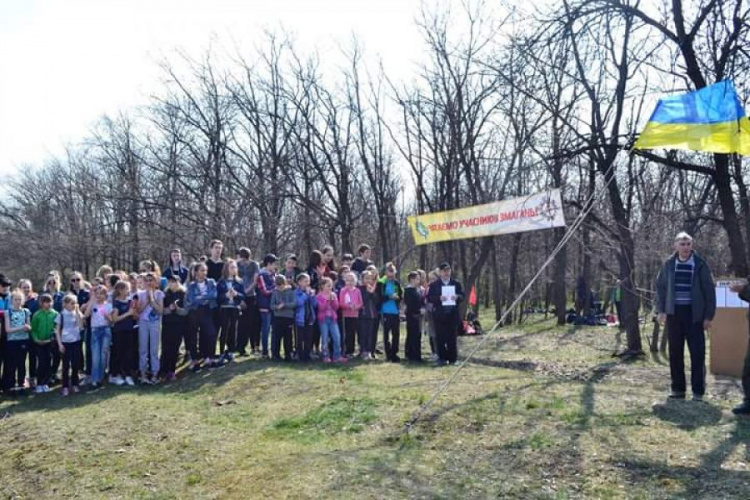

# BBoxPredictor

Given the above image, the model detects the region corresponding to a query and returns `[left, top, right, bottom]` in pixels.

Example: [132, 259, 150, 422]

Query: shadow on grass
[0, 355, 378, 417]
[650, 350, 668, 366]
[484, 328, 558, 351]
[651, 399, 723, 430]
[612, 417, 750, 499]
[465, 358, 539, 372]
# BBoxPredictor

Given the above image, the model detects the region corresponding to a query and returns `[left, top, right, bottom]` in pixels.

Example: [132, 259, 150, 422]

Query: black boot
[732, 400, 750, 415]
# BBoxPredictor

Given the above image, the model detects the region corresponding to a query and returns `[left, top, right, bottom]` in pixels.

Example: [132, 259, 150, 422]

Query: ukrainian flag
[635, 80, 750, 156]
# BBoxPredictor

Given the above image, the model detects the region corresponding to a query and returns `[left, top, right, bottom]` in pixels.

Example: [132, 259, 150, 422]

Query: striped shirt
[674, 255, 694, 305]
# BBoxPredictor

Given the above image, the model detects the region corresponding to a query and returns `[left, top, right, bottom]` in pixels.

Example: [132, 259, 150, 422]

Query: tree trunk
[714, 154, 748, 276]
[493, 238, 503, 322]
[552, 225, 567, 325]
[601, 164, 643, 355]
[733, 155, 750, 261]
[506, 233, 523, 325]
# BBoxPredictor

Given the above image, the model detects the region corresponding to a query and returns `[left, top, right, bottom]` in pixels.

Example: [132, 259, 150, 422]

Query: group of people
[0, 241, 464, 398]
[4, 230, 750, 416]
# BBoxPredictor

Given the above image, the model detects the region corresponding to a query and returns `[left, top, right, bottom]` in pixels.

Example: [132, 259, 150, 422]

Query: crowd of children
[0, 242, 464, 398]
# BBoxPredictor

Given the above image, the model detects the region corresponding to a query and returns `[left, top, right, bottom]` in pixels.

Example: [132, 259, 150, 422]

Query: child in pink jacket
[339, 271, 363, 357]
[316, 278, 344, 363]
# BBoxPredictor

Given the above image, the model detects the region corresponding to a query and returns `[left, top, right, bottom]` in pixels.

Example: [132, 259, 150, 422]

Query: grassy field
[1, 315, 749, 499]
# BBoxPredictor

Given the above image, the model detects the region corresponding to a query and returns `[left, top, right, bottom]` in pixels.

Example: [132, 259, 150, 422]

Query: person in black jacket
[163, 248, 190, 286]
[358, 270, 380, 359]
[730, 279, 750, 415]
[160, 275, 187, 381]
[427, 262, 463, 366]
[351, 244, 373, 280]
[404, 271, 423, 362]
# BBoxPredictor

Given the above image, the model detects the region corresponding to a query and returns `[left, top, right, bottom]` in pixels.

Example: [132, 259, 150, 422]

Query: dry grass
[1, 314, 749, 499]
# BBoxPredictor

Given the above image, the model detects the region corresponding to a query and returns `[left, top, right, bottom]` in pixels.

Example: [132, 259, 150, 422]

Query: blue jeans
[260, 311, 272, 355]
[90, 326, 112, 384]
[318, 316, 341, 360]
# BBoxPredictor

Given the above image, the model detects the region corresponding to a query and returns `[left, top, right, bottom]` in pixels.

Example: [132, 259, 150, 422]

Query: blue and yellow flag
[635, 80, 750, 156]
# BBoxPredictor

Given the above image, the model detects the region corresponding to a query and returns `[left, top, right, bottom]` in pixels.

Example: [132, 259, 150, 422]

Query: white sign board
[715, 280, 749, 309]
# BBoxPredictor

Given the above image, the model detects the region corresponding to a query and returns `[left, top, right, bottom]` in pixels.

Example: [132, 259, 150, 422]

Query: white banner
[408, 189, 566, 245]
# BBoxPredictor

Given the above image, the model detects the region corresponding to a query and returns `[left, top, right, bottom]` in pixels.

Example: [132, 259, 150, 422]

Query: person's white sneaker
[125, 376, 135, 386]
[110, 376, 125, 386]
[43, 385, 51, 393]
[34, 386, 44, 394]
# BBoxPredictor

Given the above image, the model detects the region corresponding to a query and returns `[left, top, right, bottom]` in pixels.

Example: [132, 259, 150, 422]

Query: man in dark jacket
[427, 262, 463, 366]
[729, 280, 750, 415]
[351, 244, 373, 279]
[655, 232, 716, 401]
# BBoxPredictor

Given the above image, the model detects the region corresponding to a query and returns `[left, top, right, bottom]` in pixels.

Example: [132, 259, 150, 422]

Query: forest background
[1, 0, 749, 356]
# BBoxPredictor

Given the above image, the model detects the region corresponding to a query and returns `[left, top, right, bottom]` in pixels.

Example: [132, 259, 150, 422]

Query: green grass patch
[2, 318, 749, 498]
[268, 396, 378, 442]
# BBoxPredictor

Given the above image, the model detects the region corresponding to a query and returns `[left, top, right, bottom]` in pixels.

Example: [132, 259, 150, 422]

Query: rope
[403, 161, 621, 433]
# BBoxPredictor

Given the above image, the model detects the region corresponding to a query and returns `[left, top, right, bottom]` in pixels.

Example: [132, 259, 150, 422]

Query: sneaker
[111, 376, 125, 386]
[166, 372, 177, 382]
[668, 391, 686, 400]
[150, 376, 160, 385]
[237, 351, 248, 357]
[361, 352, 370, 360]
[323, 357, 332, 364]
[732, 401, 750, 415]
[125, 376, 135, 386]
[25, 377, 35, 389]
[226, 352, 235, 362]
[61, 387, 69, 397]
[43, 385, 51, 393]
[390, 355, 401, 363]
[692, 394, 705, 402]
[435, 359, 448, 367]
[35, 386, 44, 394]
[72, 386, 80, 394]
[140, 377, 151, 385]
[190, 363, 202, 373]
[335, 357, 348, 364]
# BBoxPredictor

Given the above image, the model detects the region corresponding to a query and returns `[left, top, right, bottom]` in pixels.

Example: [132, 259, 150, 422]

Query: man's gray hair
[674, 231, 693, 242]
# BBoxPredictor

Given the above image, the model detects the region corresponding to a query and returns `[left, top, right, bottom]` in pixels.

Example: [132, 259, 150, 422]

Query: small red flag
[469, 285, 477, 307]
